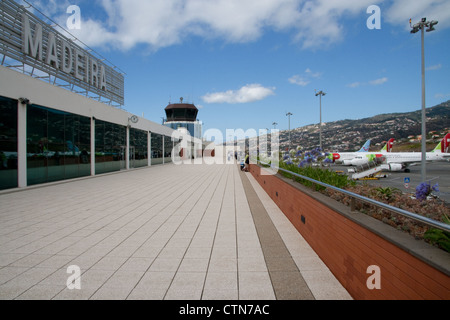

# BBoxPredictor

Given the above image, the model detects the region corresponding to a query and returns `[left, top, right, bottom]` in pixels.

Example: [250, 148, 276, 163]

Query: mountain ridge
[280, 100, 450, 152]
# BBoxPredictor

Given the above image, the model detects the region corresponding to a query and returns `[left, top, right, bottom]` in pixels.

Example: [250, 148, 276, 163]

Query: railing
[258, 161, 450, 233]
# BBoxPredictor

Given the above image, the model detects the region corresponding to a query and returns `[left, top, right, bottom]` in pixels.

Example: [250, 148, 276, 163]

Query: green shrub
[279, 162, 355, 191]
[424, 213, 450, 252]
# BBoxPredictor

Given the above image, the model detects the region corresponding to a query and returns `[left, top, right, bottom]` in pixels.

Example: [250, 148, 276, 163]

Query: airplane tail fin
[387, 138, 394, 152]
[380, 138, 394, 152]
[432, 133, 450, 153]
[432, 141, 442, 153]
[380, 138, 395, 152]
[357, 139, 371, 152]
[443, 133, 450, 153]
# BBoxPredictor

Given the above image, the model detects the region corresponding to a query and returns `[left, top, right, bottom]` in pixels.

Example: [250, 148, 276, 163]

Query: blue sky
[24, 0, 450, 143]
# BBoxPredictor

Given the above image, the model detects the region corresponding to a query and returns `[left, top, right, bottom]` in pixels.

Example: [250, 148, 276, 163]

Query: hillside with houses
[278, 100, 450, 152]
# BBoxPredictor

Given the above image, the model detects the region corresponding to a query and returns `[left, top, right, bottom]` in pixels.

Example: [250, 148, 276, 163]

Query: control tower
[164, 97, 202, 139]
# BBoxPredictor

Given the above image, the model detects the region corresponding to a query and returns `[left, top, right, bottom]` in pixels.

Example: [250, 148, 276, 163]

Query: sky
[22, 0, 450, 143]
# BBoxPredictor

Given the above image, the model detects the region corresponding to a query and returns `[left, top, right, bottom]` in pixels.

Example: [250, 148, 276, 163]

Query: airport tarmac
[332, 161, 450, 204]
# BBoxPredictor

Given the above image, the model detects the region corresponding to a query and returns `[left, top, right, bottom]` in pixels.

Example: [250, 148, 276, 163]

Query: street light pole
[410, 17, 438, 183]
[315, 90, 326, 150]
[286, 112, 293, 151]
[272, 122, 278, 130]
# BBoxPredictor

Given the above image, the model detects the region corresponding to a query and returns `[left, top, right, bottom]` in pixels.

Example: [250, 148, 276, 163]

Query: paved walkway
[0, 161, 352, 300]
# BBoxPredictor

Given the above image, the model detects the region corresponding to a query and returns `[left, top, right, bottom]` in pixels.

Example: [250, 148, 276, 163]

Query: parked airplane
[331, 139, 393, 165]
[330, 139, 371, 164]
[346, 133, 450, 172]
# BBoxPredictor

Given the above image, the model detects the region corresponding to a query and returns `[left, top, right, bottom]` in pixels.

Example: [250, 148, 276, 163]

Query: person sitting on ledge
[244, 153, 250, 172]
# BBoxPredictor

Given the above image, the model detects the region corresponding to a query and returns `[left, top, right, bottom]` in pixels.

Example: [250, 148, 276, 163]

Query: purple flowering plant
[415, 182, 439, 201]
[282, 147, 329, 168]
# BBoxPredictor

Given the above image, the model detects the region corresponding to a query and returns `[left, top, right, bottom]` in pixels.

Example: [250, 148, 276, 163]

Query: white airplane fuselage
[347, 151, 450, 170]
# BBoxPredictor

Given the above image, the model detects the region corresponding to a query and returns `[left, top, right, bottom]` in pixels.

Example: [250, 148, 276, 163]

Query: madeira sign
[22, 14, 107, 91]
[0, 0, 124, 106]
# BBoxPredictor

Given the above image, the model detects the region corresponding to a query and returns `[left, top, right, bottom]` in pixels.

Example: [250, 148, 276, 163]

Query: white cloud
[435, 93, 450, 99]
[305, 68, 322, 78]
[288, 75, 310, 87]
[289, 68, 322, 86]
[26, 0, 387, 51]
[202, 84, 275, 104]
[347, 77, 388, 88]
[292, 0, 383, 49]
[385, 0, 450, 30]
[68, 0, 306, 51]
[369, 77, 388, 85]
[426, 64, 442, 71]
[26, 0, 450, 52]
[347, 82, 361, 88]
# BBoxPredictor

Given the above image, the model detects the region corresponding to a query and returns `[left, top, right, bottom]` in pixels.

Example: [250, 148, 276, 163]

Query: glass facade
[0, 95, 183, 191]
[95, 119, 127, 174]
[151, 132, 163, 165]
[130, 128, 148, 168]
[27, 105, 91, 186]
[0, 96, 18, 190]
[164, 135, 174, 163]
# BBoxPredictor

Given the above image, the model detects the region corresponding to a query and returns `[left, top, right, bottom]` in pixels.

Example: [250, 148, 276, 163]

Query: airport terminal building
[0, 0, 201, 191]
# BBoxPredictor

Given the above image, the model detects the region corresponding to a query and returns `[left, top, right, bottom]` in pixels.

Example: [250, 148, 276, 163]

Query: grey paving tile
[101, 270, 144, 289]
[36, 254, 77, 269]
[184, 247, 212, 259]
[0, 253, 28, 266]
[78, 269, 115, 287]
[137, 271, 175, 289]
[208, 258, 237, 273]
[0, 266, 29, 285]
[15, 284, 64, 300]
[90, 256, 128, 271]
[238, 272, 276, 300]
[238, 256, 268, 272]
[132, 246, 162, 258]
[127, 286, 167, 300]
[148, 258, 181, 272]
[0, 282, 33, 299]
[178, 258, 210, 273]
[204, 272, 238, 291]
[0, 162, 351, 300]
[89, 286, 133, 300]
[118, 257, 155, 272]
[165, 272, 206, 300]
[202, 288, 238, 300]
[38, 267, 73, 287]
[8, 254, 53, 268]
[158, 246, 187, 260]
[52, 286, 100, 300]
[5, 267, 58, 287]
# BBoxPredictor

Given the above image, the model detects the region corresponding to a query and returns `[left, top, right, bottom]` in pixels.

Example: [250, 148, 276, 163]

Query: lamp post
[315, 90, 326, 150]
[272, 122, 278, 130]
[410, 17, 438, 183]
[286, 112, 293, 151]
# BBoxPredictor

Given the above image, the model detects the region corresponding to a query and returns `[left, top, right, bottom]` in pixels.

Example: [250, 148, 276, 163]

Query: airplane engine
[342, 159, 353, 166]
[351, 158, 369, 166]
[389, 163, 403, 171]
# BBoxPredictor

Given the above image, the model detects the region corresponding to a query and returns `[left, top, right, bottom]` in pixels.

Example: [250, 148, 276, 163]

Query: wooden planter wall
[250, 164, 450, 300]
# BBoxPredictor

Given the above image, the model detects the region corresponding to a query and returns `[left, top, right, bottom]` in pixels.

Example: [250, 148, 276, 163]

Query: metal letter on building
[0, 0, 125, 106]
